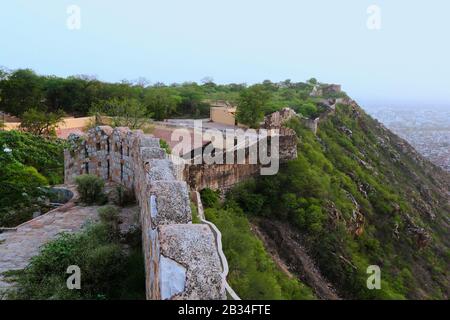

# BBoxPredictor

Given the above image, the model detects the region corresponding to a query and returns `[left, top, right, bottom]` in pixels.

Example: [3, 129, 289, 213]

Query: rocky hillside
[226, 100, 450, 299]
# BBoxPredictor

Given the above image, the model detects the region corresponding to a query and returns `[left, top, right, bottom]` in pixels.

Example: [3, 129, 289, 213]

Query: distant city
[366, 106, 450, 172]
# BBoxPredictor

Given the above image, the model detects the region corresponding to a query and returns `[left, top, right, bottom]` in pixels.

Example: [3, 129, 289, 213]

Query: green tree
[0, 69, 44, 116]
[44, 76, 100, 115]
[236, 85, 271, 128]
[296, 101, 318, 118]
[91, 98, 148, 129]
[19, 108, 65, 136]
[178, 84, 209, 117]
[144, 88, 180, 121]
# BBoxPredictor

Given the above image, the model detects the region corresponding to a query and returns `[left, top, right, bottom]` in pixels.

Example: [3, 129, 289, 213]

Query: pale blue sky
[1, 0, 449, 109]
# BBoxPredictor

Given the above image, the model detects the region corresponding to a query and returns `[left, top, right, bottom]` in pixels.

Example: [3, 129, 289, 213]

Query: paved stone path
[0, 202, 99, 295]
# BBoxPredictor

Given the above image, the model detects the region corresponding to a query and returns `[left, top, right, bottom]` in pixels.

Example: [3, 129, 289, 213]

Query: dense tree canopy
[0, 69, 43, 115]
[143, 87, 181, 121]
[0, 68, 333, 121]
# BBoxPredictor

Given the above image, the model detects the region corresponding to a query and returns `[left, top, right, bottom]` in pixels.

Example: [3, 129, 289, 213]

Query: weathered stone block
[147, 159, 176, 182]
[140, 147, 166, 160]
[140, 136, 160, 148]
[159, 255, 186, 300]
[149, 181, 192, 225]
[158, 224, 225, 300]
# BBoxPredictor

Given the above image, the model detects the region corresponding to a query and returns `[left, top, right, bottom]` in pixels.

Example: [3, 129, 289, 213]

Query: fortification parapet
[64, 126, 226, 300]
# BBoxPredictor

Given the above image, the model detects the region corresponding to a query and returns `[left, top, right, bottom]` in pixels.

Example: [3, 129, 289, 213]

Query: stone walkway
[0, 202, 99, 294]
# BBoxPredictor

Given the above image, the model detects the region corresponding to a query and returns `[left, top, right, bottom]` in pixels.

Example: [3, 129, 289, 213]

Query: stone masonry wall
[186, 163, 261, 192]
[263, 107, 298, 129]
[183, 127, 298, 191]
[65, 126, 225, 300]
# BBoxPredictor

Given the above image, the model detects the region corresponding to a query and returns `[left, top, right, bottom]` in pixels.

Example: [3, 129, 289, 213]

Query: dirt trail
[251, 218, 340, 300]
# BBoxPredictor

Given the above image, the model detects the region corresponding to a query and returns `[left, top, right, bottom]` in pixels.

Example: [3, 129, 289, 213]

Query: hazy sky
[1, 0, 449, 109]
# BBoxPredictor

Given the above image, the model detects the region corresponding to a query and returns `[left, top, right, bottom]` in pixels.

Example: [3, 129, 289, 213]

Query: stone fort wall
[64, 122, 299, 298]
[183, 127, 298, 191]
[64, 126, 226, 300]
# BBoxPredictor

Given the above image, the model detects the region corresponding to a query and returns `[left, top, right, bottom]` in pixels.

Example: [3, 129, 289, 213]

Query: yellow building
[210, 106, 237, 126]
[208, 100, 238, 126]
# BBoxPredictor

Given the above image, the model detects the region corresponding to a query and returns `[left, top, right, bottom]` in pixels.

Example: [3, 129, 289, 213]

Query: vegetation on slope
[226, 103, 449, 299]
[202, 190, 315, 300]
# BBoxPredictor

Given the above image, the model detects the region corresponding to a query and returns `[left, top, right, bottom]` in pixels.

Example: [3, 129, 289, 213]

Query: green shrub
[0, 130, 65, 183]
[205, 206, 315, 300]
[98, 205, 120, 238]
[296, 101, 318, 118]
[98, 205, 119, 223]
[75, 174, 106, 205]
[0, 205, 38, 228]
[113, 185, 135, 207]
[200, 188, 220, 208]
[159, 139, 171, 154]
[0, 131, 65, 226]
[6, 221, 145, 300]
[190, 202, 201, 224]
[0, 160, 49, 227]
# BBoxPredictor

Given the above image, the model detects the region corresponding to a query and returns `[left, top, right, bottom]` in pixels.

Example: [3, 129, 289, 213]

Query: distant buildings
[367, 107, 450, 172]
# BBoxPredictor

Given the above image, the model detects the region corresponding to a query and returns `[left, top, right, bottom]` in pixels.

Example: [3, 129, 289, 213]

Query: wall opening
[107, 159, 110, 179]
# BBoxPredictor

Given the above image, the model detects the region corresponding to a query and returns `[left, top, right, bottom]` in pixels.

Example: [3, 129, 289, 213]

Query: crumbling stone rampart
[182, 127, 298, 191]
[64, 126, 225, 300]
